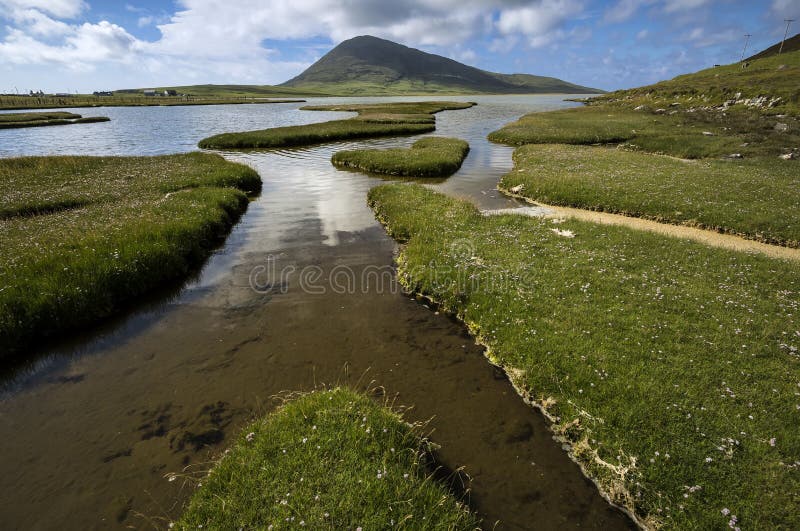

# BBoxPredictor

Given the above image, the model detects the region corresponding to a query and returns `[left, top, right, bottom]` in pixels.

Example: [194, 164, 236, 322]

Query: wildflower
[705, 457, 713, 463]
[721, 508, 730, 516]
[245, 432, 255, 442]
[769, 438, 777, 447]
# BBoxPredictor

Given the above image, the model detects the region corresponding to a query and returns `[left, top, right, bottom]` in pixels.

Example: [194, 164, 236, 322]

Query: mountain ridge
[281, 35, 603, 95]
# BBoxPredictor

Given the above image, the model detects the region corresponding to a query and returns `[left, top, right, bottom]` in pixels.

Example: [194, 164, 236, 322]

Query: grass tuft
[0, 111, 110, 129]
[368, 183, 800, 530]
[176, 387, 480, 530]
[198, 101, 475, 149]
[0, 153, 261, 359]
[332, 136, 469, 177]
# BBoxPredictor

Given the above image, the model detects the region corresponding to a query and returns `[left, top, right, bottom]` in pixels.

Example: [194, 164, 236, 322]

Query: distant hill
[280, 35, 602, 95]
[115, 84, 320, 98]
[746, 32, 800, 61]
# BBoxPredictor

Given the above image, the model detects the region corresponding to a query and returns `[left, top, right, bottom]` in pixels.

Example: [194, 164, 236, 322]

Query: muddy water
[0, 96, 634, 529]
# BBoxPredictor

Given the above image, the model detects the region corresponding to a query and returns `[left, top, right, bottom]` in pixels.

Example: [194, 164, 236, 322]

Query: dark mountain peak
[281, 35, 602, 95]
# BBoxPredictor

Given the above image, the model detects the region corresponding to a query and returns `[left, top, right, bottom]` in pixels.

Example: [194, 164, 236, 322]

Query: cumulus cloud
[496, 0, 585, 48]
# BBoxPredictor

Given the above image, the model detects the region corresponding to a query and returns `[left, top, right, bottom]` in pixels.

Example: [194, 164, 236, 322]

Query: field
[198, 101, 474, 149]
[0, 111, 109, 129]
[177, 388, 479, 529]
[500, 144, 800, 246]
[0, 153, 260, 358]
[368, 183, 800, 530]
[332, 137, 470, 177]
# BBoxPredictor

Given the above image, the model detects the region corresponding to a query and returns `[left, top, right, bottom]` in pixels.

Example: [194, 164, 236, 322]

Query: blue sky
[0, 0, 796, 93]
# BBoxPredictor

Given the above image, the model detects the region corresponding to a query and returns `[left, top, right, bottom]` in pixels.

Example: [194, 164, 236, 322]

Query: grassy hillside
[746, 32, 800, 61]
[593, 48, 800, 113]
[282, 35, 602, 95]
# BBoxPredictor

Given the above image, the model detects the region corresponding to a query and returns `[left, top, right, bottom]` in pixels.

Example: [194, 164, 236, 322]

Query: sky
[0, 0, 796, 93]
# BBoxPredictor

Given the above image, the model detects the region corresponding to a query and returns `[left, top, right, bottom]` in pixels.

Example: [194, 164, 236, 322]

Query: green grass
[488, 107, 642, 146]
[488, 105, 799, 159]
[500, 144, 800, 247]
[368, 183, 800, 530]
[332, 137, 470, 177]
[593, 49, 800, 114]
[0, 111, 110, 129]
[198, 101, 474, 149]
[176, 388, 479, 530]
[0, 153, 261, 359]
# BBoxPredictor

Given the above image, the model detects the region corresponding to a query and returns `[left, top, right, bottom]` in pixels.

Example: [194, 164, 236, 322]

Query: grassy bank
[0, 153, 260, 359]
[0, 94, 305, 111]
[332, 137, 469, 177]
[368, 183, 800, 530]
[0, 111, 109, 129]
[198, 101, 474, 149]
[500, 144, 800, 247]
[176, 388, 479, 529]
[488, 105, 799, 159]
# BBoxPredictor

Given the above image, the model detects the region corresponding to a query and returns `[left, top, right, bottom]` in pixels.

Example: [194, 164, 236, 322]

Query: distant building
[164, 89, 178, 96]
[143, 89, 157, 96]
[54, 93, 72, 97]
[93, 91, 113, 96]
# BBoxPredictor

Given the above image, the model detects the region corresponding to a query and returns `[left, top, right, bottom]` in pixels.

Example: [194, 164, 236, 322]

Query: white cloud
[770, 0, 797, 18]
[637, 29, 649, 39]
[662, 0, 712, 14]
[496, 0, 585, 48]
[604, 0, 652, 23]
[0, 0, 86, 18]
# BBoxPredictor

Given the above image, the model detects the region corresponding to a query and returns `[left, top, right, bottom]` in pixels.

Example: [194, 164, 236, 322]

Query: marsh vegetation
[198, 101, 475, 149]
[177, 388, 479, 529]
[0, 153, 260, 358]
[332, 137, 470, 177]
[369, 183, 800, 530]
[0, 111, 109, 129]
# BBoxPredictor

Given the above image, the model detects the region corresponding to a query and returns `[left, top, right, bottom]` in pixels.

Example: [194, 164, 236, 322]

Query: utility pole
[779, 19, 795, 54]
[740, 34, 752, 62]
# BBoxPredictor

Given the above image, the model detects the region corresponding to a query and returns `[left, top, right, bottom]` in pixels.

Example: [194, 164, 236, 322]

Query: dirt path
[488, 193, 800, 262]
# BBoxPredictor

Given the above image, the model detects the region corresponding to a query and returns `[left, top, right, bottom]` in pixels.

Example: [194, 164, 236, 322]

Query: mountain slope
[746, 32, 800, 61]
[281, 35, 602, 95]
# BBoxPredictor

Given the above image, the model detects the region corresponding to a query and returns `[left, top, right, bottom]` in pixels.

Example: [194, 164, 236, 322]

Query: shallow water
[0, 96, 634, 529]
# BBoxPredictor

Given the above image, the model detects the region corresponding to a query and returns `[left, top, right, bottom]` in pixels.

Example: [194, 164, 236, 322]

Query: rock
[777, 64, 787, 70]
[509, 184, 525, 194]
[669, 102, 681, 107]
[780, 153, 796, 160]
[702, 131, 715, 136]
[775, 123, 789, 133]
[634, 105, 646, 111]
[734, 92, 742, 99]
[724, 153, 743, 159]
[654, 108, 666, 114]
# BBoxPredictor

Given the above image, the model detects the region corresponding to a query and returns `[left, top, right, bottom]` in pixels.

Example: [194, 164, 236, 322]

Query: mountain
[280, 35, 602, 95]
[746, 32, 800, 61]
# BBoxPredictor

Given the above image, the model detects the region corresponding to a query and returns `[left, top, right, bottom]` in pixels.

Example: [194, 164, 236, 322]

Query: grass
[0, 111, 110, 129]
[176, 388, 479, 530]
[488, 105, 799, 159]
[332, 137, 470, 177]
[592, 49, 800, 114]
[368, 183, 800, 530]
[500, 144, 800, 247]
[198, 101, 475, 149]
[0, 153, 261, 359]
